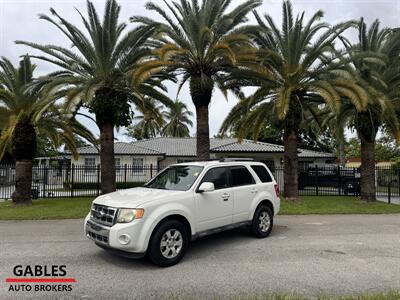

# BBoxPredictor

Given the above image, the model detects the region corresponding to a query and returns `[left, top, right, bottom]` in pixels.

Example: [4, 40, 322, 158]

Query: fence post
[150, 164, 153, 178]
[97, 164, 100, 196]
[397, 168, 400, 198]
[315, 164, 319, 196]
[353, 168, 357, 197]
[337, 165, 341, 196]
[124, 164, 127, 189]
[71, 164, 75, 198]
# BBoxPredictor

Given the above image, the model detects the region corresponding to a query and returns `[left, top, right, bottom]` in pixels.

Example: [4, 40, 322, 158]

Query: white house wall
[71, 155, 161, 183]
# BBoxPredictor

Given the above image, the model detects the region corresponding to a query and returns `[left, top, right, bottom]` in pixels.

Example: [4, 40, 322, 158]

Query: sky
[1, 0, 399, 142]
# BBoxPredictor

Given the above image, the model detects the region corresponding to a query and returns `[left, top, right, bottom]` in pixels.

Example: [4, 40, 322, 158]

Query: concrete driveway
[0, 215, 399, 299]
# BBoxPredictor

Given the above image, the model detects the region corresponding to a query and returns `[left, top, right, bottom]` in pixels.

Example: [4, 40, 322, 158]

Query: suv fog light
[118, 234, 131, 245]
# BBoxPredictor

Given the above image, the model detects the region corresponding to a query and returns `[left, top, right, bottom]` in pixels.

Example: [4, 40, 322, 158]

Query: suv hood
[93, 187, 183, 208]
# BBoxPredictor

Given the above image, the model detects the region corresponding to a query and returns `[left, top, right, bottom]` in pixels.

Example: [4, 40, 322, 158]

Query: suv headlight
[117, 208, 144, 223]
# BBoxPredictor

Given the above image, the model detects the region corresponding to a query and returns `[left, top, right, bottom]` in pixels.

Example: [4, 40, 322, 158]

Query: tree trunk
[12, 160, 33, 206]
[360, 138, 376, 202]
[189, 75, 212, 161]
[99, 121, 116, 194]
[284, 129, 299, 201]
[338, 127, 346, 166]
[195, 104, 210, 161]
[339, 141, 346, 166]
[11, 120, 36, 206]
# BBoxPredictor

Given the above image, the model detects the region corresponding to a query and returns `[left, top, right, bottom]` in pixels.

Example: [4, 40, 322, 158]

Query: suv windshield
[145, 165, 203, 191]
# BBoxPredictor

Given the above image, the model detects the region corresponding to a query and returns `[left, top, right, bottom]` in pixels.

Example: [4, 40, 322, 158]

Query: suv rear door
[228, 165, 258, 223]
[194, 167, 233, 232]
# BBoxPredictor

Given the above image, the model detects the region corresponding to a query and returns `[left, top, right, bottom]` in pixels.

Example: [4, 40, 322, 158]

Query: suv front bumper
[84, 214, 148, 254]
[86, 219, 110, 245]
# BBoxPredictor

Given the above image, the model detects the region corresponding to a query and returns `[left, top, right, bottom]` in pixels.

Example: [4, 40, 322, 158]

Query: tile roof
[71, 142, 162, 155]
[298, 148, 336, 158]
[211, 139, 284, 153]
[72, 138, 335, 158]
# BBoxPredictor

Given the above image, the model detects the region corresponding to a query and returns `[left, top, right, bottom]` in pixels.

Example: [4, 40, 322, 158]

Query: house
[68, 137, 335, 171]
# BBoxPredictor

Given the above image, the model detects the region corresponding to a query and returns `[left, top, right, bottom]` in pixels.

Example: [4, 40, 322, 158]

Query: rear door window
[251, 165, 273, 183]
[229, 166, 255, 187]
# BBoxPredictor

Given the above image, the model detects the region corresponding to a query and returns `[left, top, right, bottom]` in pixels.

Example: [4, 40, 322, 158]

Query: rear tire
[251, 205, 273, 238]
[148, 220, 188, 267]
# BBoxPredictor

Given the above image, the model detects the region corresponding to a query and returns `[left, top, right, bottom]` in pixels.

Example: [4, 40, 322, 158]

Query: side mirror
[198, 182, 215, 193]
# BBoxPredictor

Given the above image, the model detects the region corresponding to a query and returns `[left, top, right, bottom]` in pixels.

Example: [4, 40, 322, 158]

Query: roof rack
[219, 158, 254, 162]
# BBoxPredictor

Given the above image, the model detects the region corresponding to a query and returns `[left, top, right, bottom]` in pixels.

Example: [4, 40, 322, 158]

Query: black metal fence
[0, 164, 165, 200]
[0, 164, 399, 203]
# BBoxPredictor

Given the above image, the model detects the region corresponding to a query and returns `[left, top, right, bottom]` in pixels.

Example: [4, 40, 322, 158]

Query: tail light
[274, 184, 280, 198]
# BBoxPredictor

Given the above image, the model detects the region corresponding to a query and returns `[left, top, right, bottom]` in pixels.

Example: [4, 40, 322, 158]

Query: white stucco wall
[70, 155, 162, 183]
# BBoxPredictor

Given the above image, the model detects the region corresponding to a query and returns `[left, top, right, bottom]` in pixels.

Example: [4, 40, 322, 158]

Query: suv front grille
[87, 231, 109, 243]
[90, 204, 117, 226]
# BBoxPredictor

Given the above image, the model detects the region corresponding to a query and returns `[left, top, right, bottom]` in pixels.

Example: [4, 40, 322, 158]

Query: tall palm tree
[127, 98, 165, 140]
[130, 0, 262, 160]
[220, 1, 369, 200]
[16, 0, 172, 193]
[335, 19, 400, 201]
[0, 56, 94, 206]
[162, 100, 193, 137]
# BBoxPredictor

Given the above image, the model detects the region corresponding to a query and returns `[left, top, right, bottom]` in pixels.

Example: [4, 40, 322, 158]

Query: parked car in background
[299, 165, 360, 195]
[85, 159, 280, 267]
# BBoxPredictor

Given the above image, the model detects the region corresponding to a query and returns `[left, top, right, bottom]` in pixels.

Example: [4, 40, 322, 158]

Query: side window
[230, 166, 255, 187]
[251, 165, 273, 183]
[200, 167, 228, 190]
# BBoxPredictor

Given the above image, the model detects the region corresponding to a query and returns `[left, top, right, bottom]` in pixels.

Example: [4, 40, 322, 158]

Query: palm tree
[126, 98, 165, 140]
[16, 0, 173, 193]
[335, 19, 400, 201]
[130, 0, 262, 160]
[0, 56, 94, 206]
[220, 1, 369, 201]
[162, 100, 193, 137]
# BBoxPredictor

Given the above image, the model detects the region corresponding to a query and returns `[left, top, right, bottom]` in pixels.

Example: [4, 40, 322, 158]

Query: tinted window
[251, 165, 273, 183]
[201, 167, 228, 190]
[230, 166, 255, 187]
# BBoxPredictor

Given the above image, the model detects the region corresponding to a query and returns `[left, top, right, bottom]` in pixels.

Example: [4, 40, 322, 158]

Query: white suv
[85, 159, 280, 267]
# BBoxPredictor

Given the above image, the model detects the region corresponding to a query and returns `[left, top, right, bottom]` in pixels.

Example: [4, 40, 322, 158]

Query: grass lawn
[1, 195, 400, 220]
[233, 291, 400, 300]
[0, 197, 94, 220]
[280, 196, 400, 215]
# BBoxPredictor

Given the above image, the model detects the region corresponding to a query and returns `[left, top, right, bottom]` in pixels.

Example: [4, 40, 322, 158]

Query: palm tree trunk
[338, 127, 346, 166]
[12, 160, 33, 206]
[339, 141, 346, 166]
[100, 121, 116, 194]
[284, 128, 299, 201]
[360, 138, 376, 202]
[195, 104, 210, 161]
[11, 120, 36, 206]
[190, 75, 212, 161]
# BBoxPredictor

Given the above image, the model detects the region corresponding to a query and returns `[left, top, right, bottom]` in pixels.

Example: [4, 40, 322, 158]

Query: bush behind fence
[0, 164, 398, 200]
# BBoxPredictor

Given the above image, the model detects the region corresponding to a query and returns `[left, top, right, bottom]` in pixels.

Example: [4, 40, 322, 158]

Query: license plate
[87, 221, 102, 231]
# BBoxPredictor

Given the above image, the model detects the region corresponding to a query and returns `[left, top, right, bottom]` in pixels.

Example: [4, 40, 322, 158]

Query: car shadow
[93, 225, 289, 269]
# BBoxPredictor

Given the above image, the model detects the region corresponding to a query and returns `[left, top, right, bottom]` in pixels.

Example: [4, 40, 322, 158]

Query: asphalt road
[0, 215, 399, 299]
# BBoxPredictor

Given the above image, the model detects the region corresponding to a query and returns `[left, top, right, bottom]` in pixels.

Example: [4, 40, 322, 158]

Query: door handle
[251, 188, 258, 194]
[221, 193, 230, 201]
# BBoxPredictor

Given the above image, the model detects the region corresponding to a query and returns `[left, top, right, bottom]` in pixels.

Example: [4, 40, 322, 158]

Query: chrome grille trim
[90, 204, 117, 226]
[86, 220, 110, 245]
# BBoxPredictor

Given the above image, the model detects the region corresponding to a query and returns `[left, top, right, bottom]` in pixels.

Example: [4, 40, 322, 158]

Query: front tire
[148, 220, 188, 267]
[251, 205, 273, 238]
